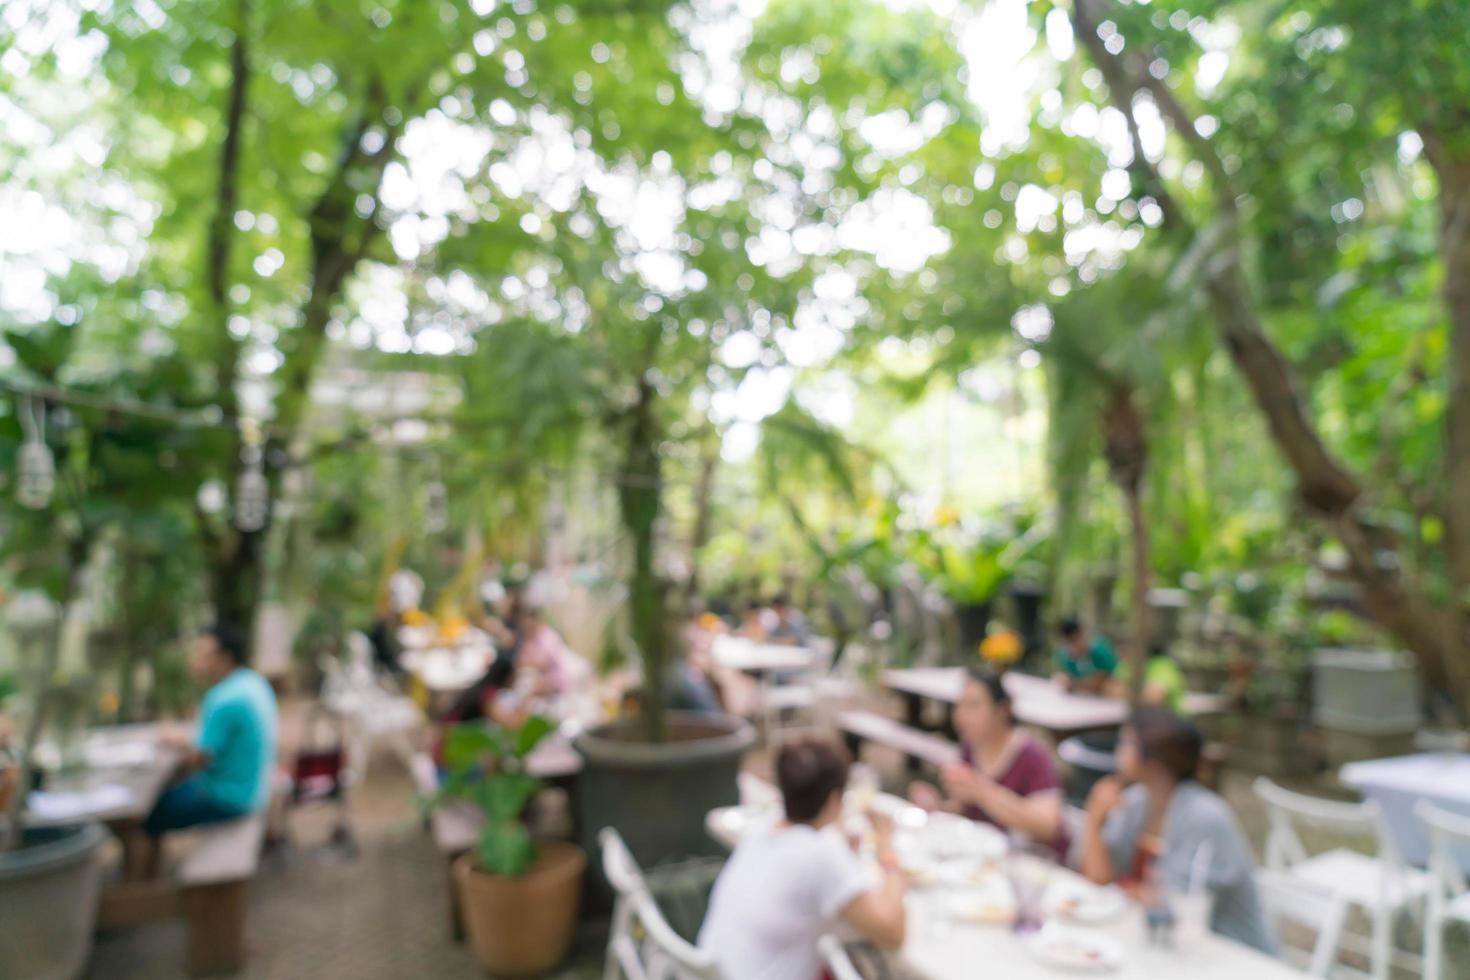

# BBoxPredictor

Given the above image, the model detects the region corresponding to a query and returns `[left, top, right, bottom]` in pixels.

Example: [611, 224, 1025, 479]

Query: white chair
[1254, 777, 1432, 980]
[1257, 868, 1351, 977]
[320, 641, 423, 785]
[600, 828, 721, 980]
[818, 935, 865, 980]
[1417, 801, 1470, 980]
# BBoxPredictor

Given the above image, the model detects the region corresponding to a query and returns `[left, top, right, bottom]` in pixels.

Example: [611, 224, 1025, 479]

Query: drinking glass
[848, 762, 879, 812]
[1172, 888, 1212, 948]
[1005, 836, 1055, 933]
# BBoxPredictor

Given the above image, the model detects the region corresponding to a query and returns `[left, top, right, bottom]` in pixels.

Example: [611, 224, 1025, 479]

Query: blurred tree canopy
[1, 0, 1466, 718]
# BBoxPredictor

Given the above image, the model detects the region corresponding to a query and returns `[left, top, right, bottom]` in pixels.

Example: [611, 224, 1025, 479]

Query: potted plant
[0, 592, 107, 980]
[439, 715, 586, 978]
[915, 510, 1050, 656]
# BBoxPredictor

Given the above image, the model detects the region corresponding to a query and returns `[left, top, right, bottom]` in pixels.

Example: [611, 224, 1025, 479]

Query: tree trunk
[618, 374, 669, 743]
[1103, 390, 1150, 703]
[1072, 0, 1470, 718]
[684, 430, 720, 600]
[1422, 135, 1470, 651]
[210, 527, 264, 633]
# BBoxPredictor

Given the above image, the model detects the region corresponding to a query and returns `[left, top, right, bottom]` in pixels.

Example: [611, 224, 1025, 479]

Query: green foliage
[910, 507, 1050, 606]
[437, 715, 553, 878]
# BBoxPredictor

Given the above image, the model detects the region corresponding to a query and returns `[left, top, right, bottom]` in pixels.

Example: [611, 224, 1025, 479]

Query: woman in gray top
[1077, 708, 1277, 955]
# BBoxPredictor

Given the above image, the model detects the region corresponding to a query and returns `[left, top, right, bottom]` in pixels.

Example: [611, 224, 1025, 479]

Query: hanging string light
[16, 396, 56, 509]
[234, 428, 270, 532]
[423, 462, 448, 534]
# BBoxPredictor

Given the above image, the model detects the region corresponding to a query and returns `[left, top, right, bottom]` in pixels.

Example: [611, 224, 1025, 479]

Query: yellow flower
[979, 630, 1022, 664]
[438, 615, 469, 642]
[401, 607, 432, 627]
[933, 505, 960, 527]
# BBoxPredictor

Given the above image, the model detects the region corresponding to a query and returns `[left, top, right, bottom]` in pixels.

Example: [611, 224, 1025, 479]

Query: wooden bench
[100, 813, 266, 978]
[837, 710, 959, 772]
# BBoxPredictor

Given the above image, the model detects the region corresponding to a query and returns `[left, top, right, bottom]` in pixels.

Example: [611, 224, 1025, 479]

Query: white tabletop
[707, 795, 1303, 980]
[884, 668, 1126, 734]
[901, 896, 1302, 980]
[1341, 753, 1470, 804]
[1341, 752, 1470, 868]
[401, 645, 496, 693]
[883, 669, 1220, 735]
[711, 636, 818, 675]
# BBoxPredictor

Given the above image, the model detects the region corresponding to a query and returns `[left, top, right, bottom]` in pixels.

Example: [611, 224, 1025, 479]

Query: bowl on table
[1025, 922, 1125, 973]
[1045, 879, 1130, 925]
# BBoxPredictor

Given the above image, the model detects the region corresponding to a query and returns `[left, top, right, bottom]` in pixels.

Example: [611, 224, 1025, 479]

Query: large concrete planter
[453, 840, 586, 977]
[574, 711, 753, 902]
[0, 822, 105, 980]
[1312, 649, 1421, 735]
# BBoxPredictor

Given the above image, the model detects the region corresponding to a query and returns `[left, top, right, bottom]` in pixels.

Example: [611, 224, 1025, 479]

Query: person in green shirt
[1111, 646, 1188, 714]
[1053, 616, 1119, 694]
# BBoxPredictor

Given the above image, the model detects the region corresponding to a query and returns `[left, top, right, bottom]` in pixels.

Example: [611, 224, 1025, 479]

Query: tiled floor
[86, 754, 608, 979]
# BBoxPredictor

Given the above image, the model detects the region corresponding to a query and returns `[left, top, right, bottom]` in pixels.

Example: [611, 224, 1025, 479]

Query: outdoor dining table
[705, 794, 1303, 980]
[400, 644, 497, 699]
[883, 668, 1222, 740]
[1340, 752, 1470, 870]
[883, 668, 1125, 739]
[23, 723, 183, 829]
[710, 635, 818, 676]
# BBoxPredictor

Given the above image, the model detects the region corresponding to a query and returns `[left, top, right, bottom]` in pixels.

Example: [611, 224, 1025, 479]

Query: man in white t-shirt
[699, 739, 908, 980]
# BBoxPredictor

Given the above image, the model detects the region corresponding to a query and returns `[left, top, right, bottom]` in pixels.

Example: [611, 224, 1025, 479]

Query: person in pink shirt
[514, 604, 585, 697]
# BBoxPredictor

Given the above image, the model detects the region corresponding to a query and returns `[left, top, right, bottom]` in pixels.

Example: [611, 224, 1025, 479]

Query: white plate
[1046, 880, 1130, 925]
[923, 813, 1008, 862]
[940, 879, 1015, 924]
[1026, 924, 1124, 973]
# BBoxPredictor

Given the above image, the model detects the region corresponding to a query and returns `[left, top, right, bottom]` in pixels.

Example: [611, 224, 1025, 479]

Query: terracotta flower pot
[453, 839, 586, 977]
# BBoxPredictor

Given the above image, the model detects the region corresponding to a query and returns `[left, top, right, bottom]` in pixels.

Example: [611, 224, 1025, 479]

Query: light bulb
[16, 440, 55, 509]
[235, 468, 270, 532]
[423, 480, 448, 533]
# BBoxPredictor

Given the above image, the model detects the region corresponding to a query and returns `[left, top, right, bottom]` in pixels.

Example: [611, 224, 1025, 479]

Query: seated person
[1053, 615, 1118, 694]
[1077, 708, 1276, 954]
[513, 603, 587, 698]
[365, 598, 407, 679]
[138, 625, 278, 877]
[737, 600, 769, 641]
[767, 594, 812, 647]
[673, 604, 722, 713]
[699, 738, 906, 979]
[1108, 645, 1187, 713]
[909, 668, 1067, 857]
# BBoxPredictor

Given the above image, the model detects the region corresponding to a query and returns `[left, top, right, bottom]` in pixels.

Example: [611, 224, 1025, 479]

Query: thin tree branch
[208, 1, 251, 417]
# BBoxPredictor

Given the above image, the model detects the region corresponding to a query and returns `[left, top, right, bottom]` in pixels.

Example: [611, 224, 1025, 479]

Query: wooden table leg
[181, 880, 247, 977]
[904, 693, 925, 731]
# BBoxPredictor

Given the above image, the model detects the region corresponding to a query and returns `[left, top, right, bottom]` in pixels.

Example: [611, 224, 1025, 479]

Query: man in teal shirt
[140, 624, 277, 874]
[1053, 615, 1118, 694]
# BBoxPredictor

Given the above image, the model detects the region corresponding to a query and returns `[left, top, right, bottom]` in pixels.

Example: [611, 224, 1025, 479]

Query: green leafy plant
[914, 510, 1051, 606]
[436, 715, 555, 877]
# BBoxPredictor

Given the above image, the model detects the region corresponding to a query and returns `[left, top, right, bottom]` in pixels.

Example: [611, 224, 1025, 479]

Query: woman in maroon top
[909, 668, 1068, 858]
